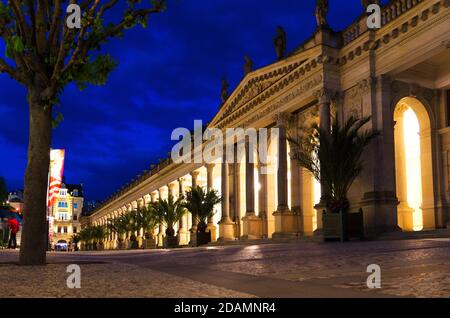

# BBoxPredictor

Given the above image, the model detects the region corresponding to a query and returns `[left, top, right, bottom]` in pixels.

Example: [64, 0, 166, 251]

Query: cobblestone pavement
[0, 239, 449, 298]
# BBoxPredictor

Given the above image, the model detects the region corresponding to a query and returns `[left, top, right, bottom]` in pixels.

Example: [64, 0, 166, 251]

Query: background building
[7, 190, 24, 213]
[51, 183, 83, 249]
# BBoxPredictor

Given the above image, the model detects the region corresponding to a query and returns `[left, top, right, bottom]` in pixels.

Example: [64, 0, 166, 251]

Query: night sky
[0, 0, 386, 201]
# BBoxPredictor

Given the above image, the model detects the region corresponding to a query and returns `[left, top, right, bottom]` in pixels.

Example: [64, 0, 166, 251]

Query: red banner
[47, 149, 65, 208]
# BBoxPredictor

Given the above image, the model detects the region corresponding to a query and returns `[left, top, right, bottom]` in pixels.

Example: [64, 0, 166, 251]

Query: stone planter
[128, 240, 139, 249]
[323, 212, 343, 241]
[323, 210, 364, 241]
[164, 236, 179, 248]
[196, 231, 211, 246]
[143, 238, 156, 249]
[347, 210, 364, 239]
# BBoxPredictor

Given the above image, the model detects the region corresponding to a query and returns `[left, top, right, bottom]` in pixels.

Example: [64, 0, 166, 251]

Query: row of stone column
[95, 91, 333, 243]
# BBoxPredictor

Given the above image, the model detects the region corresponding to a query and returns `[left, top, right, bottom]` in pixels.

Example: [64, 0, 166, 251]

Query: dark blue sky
[0, 0, 383, 201]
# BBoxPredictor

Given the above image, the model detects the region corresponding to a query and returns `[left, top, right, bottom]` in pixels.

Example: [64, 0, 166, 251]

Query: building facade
[7, 190, 24, 213]
[50, 183, 83, 248]
[85, 0, 450, 247]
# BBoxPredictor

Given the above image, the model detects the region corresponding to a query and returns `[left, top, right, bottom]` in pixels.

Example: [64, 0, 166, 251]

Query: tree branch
[0, 57, 16, 77]
[62, 6, 162, 76]
[48, 0, 62, 50]
[9, 0, 30, 42]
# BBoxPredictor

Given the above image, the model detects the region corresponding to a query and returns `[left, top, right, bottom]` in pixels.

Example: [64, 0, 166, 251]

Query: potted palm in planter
[79, 226, 95, 250]
[92, 225, 107, 251]
[136, 205, 158, 249]
[289, 116, 379, 241]
[107, 217, 128, 249]
[123, 212, 140, 249]
[184, 186, 221, 246]
[153, 195, 186, 248]
[71, 234, 80, 251]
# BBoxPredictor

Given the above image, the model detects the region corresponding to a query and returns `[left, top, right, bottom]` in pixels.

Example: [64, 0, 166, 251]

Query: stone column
[360, 76, 401, 236]
[273, 112, 297, 238]
[218, 149, 235, 241]
[242, 136, 262, 239]
[312, 88, 332, 234]
[189, 171, 200, 246]
[150, 191, 159, 243]
[157, 188, 165, 247]
[259, 163, 268, 238]
[233, 145, 242, 237]
[177, 178, 189, 245]
[206, 164, 218, 241]
[137, 198, 145, 246]
[290, 114, 303, 236]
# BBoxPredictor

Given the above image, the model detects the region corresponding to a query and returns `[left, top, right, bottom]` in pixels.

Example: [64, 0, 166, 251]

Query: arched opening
[394, 97, 435, 231]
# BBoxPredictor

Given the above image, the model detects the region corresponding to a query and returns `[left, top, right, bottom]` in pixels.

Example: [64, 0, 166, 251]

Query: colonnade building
[83, 0, 450, 247]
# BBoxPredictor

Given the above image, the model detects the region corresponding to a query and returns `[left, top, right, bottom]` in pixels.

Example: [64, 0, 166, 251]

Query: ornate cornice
[340, 0, 447, 67]
[215, 53, 336, 129]
[241, 74, 323, 129]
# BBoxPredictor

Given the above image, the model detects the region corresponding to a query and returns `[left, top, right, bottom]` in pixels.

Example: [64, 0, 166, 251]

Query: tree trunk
[19, 89, 52, 265]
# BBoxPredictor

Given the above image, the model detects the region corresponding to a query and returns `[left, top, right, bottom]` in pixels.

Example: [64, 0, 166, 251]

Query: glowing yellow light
[403, 107, 423, 231]
[312, 176, 321, 231]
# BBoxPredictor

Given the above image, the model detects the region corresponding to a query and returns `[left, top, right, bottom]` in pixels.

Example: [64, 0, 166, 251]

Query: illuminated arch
[394, 96, 436, 231]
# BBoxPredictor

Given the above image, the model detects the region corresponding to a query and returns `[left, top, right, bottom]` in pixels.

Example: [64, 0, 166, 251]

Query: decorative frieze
[343, 77, 377, 120]
[241, 75, 323, 129]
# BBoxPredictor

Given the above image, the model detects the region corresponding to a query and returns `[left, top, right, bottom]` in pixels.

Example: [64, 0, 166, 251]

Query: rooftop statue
[221, 78, 230, 103]
[244, 55, 253, 76]
[273, 26, 286, 61]
[315, 0, 329, 28]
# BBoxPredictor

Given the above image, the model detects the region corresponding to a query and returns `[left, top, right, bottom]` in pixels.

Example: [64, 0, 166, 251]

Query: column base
[360, 191, 402, 237]
[242, 214, 262, 240]
[397, 202, 415, 231]
[206, 223, 217, 242]
[218, 217, 235, 241]
[272, 207, 302, 237]
[157, 233, 164, 247]
[177, 228, 189, 246]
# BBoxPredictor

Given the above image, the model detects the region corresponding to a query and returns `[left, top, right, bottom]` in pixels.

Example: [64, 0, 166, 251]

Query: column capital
[190, 170, 200, 178]
[168, 182, 177, 191]
[206, 163, 216, 171]
[313, 87, 336, 104]
[273, 112, 292, 127]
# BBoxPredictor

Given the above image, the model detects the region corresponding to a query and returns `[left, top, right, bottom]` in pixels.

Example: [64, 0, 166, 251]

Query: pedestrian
[0, 218, 8, 248]
[7, 217, 19, 249]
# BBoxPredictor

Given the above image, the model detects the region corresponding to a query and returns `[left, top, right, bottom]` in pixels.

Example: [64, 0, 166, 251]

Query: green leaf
[12, 35, 24, 53]
[52, 112, 65, 129]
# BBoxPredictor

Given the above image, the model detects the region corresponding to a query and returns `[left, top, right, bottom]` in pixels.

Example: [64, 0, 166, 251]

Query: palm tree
[151, 195, 186, 238]
[71, 234, 80, 251]
[91, 225, 108, 250]
[78, 226, 94, 250]
[106, 217, 127, 248]
[184, 186, 221, 233]
[135, 206, 159, 240]
[288, 116, 379, 214]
